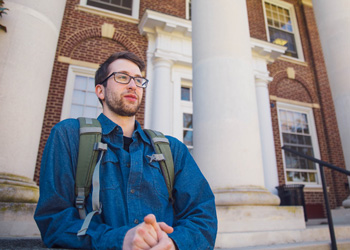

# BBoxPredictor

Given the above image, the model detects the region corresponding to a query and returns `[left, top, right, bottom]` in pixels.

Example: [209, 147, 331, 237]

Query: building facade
[35, 0, 349, 217]
[1, 0, 350, 247]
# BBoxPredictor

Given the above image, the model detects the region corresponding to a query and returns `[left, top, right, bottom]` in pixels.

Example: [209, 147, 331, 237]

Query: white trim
[61, 65, 97, 120]
[277, 102, 322, 187]
[78, 0, 140, 22]
[262, 0, 305, 62]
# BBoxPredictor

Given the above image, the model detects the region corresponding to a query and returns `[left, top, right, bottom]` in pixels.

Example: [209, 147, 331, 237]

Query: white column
[313, 0, 350, 207]
[255, 75, 279, 195]
[192, 0, 278, 205]
[149, 57, 173, 135]
[0, 0, 66, 236]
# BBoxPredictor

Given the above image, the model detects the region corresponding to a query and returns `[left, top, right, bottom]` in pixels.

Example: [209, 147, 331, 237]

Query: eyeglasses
[99, 72, 149, 88]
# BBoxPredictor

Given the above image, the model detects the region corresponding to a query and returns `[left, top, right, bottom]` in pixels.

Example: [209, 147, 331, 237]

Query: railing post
[319, 164, 337, 250]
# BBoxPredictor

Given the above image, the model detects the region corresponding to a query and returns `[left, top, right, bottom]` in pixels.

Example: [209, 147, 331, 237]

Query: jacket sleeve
[167, 137, 218, 250]
[34, 120, 131, 250]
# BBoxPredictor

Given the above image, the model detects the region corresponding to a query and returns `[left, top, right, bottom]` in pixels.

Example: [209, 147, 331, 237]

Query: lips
[123, 93, 138, 102]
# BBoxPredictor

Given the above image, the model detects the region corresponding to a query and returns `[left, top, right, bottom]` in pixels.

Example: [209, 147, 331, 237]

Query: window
[277, 103, 321, 185]
[183, 113, 193, 152]
[87, 0, 132, 15]
[79, 0, 140, 20]
[263, 0, 304, 60]
[181, 86, 192, 101]
[61, 65, 102, 120]
[70, 75, 102, 118]
[181, 81, 193, 153]
[186, 0, 192, 20]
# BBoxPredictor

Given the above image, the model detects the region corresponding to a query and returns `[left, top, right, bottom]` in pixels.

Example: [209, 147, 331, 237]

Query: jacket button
[130, 189, 135, 194]
[134, 219, 139, 224]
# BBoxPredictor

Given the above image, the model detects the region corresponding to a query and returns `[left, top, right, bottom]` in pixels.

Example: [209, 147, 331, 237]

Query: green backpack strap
[75, 117, 107, 223]
[144, 129, 174, 204]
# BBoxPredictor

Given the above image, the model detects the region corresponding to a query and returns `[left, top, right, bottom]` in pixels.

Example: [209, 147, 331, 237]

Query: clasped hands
[123, 214, 176, 250]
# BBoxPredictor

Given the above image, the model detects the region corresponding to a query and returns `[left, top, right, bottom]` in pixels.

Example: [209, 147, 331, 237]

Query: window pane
[183, 113, 192, 128]
[87, 77, 95, 91]
[183, 130, 193, 146]
[181, 87, 191, 101]
[70, 105, 84, 118]
[86, 92, 99, 106]
[72, 90, 85, 105]
[84, 107, 98, 118]
[75, 76, 87, 90]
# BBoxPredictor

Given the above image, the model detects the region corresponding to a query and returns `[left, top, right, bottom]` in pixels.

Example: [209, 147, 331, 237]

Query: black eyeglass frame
[98, 72, 149, 88]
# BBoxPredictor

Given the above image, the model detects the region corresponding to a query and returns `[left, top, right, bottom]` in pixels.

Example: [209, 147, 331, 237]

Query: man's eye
[116, 75, 128, 81]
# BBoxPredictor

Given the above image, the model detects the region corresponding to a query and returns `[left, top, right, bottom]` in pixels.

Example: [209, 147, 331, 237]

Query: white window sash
[262, 0, 304, 62]
[277, 102, 321, 187]
[61, 65, 98, 120]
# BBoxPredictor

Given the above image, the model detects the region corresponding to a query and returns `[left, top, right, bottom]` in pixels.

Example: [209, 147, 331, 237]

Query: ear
[95, 84, 105, 101]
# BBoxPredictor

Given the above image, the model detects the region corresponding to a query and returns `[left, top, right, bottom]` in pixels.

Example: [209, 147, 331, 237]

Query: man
[34, 51, 217, 250]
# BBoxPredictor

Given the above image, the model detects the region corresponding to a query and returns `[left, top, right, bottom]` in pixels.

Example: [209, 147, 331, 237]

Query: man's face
[102, 59, 144, 117]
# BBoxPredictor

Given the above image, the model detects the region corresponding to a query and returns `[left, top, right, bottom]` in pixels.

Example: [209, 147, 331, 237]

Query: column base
[342, 196, 350, 208]
[214, 186, 306, 248]
[0, 173, 39, 203]
[217, 205, 305, 233]
[0, 202, 40, 237]
[214, 185, 280, 206]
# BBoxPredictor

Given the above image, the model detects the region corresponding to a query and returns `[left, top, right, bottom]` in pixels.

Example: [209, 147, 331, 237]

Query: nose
[128, 77, 137, 89]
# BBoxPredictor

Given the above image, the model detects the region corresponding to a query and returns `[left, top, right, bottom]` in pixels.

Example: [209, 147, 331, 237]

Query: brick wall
[247, 0, 349, 213]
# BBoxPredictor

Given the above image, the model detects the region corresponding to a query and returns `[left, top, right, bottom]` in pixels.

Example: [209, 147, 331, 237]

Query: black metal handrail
[282, 146, 350, 250]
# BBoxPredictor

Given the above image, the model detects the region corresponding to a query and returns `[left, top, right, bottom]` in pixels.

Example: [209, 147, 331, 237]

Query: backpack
[75, 117, 174, 236]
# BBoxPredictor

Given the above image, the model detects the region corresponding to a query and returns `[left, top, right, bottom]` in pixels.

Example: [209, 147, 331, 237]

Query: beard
[104, 89, 141, 117]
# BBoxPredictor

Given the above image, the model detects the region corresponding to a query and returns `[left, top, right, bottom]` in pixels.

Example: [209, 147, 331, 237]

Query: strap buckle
[75, 195, 85, 209]
[147, 154, 165, 163]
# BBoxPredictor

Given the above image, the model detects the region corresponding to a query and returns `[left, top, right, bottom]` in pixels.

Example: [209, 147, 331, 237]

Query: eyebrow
[118, 70, 142, 77]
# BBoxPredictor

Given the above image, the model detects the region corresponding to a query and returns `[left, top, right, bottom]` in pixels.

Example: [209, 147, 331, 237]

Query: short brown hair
[95, 51, 145, 87]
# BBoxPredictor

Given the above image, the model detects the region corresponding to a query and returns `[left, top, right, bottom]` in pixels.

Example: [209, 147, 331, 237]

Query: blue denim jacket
[34, 114, 217, 250]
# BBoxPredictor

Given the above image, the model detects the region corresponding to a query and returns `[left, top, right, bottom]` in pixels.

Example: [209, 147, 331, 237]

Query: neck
[103, 110, 136, 137]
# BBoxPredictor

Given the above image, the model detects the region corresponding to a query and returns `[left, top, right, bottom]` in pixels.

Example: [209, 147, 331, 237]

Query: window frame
[277, 102, 321, 187]
[61, 65, 101, 120]
[262, 0, 304, 62]
[79, 0, 140, 21]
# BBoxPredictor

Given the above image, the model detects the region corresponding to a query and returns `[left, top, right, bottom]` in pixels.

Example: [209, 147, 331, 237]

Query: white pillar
[0, 0, 66, 236]
[149, 57, 173, 135]
[191, 0, 278, 205]
[313, 0, 350, 207]
[255, 75, 279, 195]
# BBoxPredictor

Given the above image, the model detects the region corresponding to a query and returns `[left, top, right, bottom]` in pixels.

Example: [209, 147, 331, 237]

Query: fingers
[144, 214, 161, 231]
[144, 214, 162, 239]
[150, 231, 176, 250]
[123, 222, 158, 250]
[159, 222, 174, 234]
[135, 224, 158, 248]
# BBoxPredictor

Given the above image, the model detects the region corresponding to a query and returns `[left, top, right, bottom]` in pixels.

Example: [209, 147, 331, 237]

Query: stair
[215, 223, 350, 249]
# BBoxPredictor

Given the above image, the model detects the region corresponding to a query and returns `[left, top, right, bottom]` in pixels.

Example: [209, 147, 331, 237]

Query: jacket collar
[97, 113, 151, 145]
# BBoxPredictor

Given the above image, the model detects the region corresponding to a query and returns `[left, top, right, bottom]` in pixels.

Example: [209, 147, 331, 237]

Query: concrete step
[217, 239, 350, 250]
[215, 224, 350, 249]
